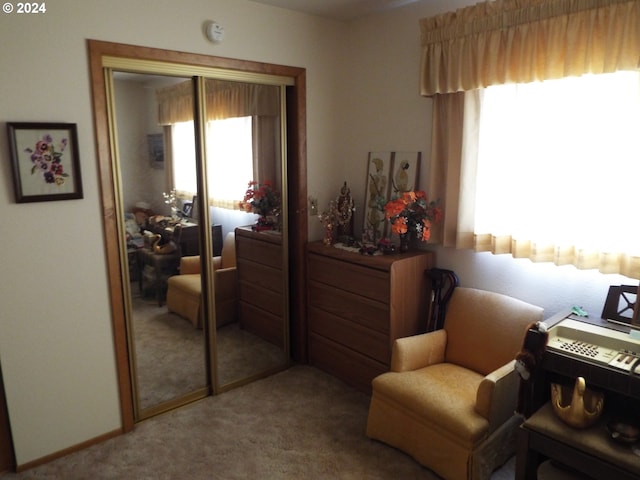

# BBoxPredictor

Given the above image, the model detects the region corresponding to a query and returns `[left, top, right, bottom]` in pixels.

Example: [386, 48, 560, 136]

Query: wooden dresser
[307, 242, 435, 393]
[235, 226, 285, 347]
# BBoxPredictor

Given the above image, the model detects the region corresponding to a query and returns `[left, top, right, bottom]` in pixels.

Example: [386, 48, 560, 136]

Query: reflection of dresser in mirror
[235, 226, 284, 347]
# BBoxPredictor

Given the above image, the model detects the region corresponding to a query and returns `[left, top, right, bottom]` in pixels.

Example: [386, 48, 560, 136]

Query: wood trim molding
[15, 428, 122, 473]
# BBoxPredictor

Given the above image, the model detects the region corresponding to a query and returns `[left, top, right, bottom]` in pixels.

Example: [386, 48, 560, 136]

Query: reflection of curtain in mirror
[156, 81, 195, 202]
[253, 116, 279, 189]
[163, 125, 174, 194]
[156, 80, 280, 208]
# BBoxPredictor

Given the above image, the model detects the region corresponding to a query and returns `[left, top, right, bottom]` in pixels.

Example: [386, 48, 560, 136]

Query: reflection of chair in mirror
[166, 232, 237, 328]
[366, 287, 544, 480]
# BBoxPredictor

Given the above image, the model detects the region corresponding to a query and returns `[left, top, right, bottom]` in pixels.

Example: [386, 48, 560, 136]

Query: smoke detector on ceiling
[205, 21, 225, 43]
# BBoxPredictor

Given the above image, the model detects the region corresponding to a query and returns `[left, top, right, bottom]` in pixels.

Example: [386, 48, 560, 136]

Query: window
[171, 116, 253, 209]
[206, 116, 253, 209]
[469, 70, 640, 271]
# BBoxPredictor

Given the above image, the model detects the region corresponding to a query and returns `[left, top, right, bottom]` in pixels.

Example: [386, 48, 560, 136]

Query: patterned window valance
[156, 79, 279, 125]
[420, 0, 640, 95]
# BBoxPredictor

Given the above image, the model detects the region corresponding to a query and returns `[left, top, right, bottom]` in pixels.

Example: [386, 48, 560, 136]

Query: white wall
[0, 0, 345, 466]
[0, 0, 633, 467]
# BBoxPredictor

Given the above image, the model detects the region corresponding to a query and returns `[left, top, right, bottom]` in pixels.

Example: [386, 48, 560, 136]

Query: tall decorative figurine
[318, 200, 338, 245]
[336, 181, 355, 240]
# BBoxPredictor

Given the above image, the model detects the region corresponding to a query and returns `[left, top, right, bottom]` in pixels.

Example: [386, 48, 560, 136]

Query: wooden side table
[517, 403, 640, 480]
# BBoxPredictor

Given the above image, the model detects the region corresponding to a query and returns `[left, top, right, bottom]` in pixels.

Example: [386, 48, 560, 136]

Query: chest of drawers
[307, 242, 434, 393]
[235, 226, 285, 347]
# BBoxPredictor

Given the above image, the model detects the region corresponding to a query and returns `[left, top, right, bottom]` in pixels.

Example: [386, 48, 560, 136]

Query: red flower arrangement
[239, 180, 281, 218]
[384, 191, 442, 242]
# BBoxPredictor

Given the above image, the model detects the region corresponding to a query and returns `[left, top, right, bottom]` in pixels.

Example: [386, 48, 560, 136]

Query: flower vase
[254, 215, 274, 231]
[399, 233, 410, 253]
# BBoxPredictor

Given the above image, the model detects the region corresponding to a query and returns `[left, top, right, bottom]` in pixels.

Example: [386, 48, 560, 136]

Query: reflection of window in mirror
[169, 118, 253, 210]
[207, 117, 253, 207]
[170, 121, 196, 196]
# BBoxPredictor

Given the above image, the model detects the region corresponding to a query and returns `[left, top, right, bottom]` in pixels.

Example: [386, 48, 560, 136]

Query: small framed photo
[7, 122, 83, 203]
[147, 133, 164, 169]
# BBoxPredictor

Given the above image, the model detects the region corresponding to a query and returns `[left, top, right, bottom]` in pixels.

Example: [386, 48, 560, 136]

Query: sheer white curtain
[467, 70, 640, 275]
[422, 0, 640, 277]
[171, 117, 253, 209]
[206, 116, 253, 209]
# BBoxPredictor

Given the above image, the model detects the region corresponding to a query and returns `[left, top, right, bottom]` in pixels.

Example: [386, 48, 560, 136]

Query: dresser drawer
[309, 333, 387, 394]
[236, 234, 282, 269]
[239, 301, 283, 347]
[238, 281, 284, 317]
[309, 306, 390, 363]
[308, 280, 388, 334]
[308, 253, 389, 303]
[237, 259, 283, 294]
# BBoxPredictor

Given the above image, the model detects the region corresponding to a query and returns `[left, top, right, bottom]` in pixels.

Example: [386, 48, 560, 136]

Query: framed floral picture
[363, 152, 392, 243]
[389, 151, 421, 198]
[147, 133, 164, 169]
[7, 122, 83, 203]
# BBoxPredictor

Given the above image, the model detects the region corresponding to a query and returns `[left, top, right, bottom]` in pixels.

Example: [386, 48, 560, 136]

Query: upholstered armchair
[366, 287, 544, 480]
[166, 232, 237, 328]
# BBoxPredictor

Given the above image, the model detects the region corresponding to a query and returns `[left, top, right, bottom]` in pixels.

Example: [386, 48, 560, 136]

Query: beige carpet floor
[0, 365, 515, 479]
[131, 294, 284, 411]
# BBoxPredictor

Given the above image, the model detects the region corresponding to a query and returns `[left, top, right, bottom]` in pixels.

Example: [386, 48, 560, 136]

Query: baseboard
[15, 428, 123, 473]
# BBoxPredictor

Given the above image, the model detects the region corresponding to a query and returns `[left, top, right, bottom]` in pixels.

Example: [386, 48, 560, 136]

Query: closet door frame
[88, 39, 308, 432]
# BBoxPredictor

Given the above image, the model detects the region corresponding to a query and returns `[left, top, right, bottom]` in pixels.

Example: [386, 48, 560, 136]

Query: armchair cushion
[372, 364, 487, 446]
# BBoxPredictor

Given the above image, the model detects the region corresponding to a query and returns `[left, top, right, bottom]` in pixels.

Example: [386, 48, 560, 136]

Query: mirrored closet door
[91, 41, 303, 424]
[201, 78, 289, 387]
[111, 72, 208, 419]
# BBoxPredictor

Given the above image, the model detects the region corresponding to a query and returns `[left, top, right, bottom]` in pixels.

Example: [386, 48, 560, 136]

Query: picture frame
[389, 151, 421, 197]
[363, 152, 392, 243]
[7, 122, 83, 203]
[147, 133, 164, 169]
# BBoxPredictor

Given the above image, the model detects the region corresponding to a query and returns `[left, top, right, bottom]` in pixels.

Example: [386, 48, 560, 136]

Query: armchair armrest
[180, 256, 201, 275]
[214, 267, 238, 300]
[475, 359, 520, 433]
[390, 330, 447, 372]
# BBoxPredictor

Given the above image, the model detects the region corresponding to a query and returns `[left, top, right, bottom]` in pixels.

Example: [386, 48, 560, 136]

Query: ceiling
[248, 0, 426, 21]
